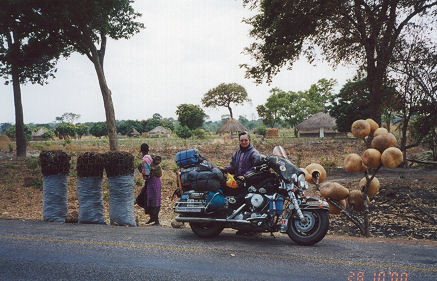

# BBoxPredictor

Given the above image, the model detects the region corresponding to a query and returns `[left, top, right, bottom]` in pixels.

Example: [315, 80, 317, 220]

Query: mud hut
[127, 128, 140, 138]
[148, 126, 171, 138]
[216, 118, 248, 137]
[296, 112, 345, 138]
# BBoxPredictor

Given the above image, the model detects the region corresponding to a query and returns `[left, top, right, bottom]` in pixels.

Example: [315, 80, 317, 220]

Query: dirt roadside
[1, 147, 436, 242]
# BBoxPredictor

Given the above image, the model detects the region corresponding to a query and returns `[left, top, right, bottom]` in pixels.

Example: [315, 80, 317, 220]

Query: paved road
[0, 219, 436, 281]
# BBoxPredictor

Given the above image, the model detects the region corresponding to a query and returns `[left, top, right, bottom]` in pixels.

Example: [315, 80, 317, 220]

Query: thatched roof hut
[216, 118, 248, 135]
[296, 112, 344, 138]
[127, 128, 140, 138]
[148, 126, 171, 138]
[32, 127, 48, 141]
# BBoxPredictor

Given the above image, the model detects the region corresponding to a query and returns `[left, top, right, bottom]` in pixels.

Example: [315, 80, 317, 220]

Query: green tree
[41, 130, 55, 140]
[161, 118, 175, 132]
[256, 88, 288, 127]
[175, 125, 192, 139]
[41, 0, 144, 151]
[0, 1, 68, 157]
[389, 30, 437, 164]
[55, 112, 80, 123]
[5, 125, 32, 141]
[89, 122, 107, 138]
[152, 113, 162, 120]
[202, 83, 250, 119]
[329, 79, 396, 133]
[55, 123, 77, 139]
[258, 79, 335, 130]
[176, 104, 207, 130]
[242, 0, 437, 124]
[76, 124, 89, 139]
[283, 79, 336, 131]
[0, 123, 12, 134]
[140, 118, 161, 132]
[117, 120, 143, 135]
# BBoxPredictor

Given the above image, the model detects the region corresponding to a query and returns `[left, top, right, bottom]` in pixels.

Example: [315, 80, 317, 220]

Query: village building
[296, 112, 345, 138]
[216, 118, 248, 138]
[148, 126, 171, 138]
[31, 127, 49, 141]
[126, 128, 140, 138]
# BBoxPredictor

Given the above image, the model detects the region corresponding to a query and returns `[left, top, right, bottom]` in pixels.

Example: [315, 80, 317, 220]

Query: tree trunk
[400, 113, 410, 168]
[367, 73, 383, 126]
[385, 111, 391, 132]
[228, 106, 233, 119]
[12, 64, 26, 157]
[90, 53, 118, 151]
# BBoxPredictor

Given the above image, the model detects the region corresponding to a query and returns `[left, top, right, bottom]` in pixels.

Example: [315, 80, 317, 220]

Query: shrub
[6, 125, 32, 140]
[192, 128, 206, 139]
[42, 130, 55, 140]
[175, 125, 192, 139]
[255, 126, 267, 136]
[89, 122, 107, 137]
[55, 123, 77, 139]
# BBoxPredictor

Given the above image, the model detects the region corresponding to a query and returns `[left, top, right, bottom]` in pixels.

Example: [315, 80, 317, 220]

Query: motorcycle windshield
[266, 155, 302, 182]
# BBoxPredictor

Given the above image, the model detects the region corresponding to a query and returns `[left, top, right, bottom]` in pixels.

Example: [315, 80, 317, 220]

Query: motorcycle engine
[250, 194, 268, 210]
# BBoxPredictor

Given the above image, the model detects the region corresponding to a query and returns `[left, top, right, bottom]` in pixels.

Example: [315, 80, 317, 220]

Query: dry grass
[0, 135, 431, 229]
[0, 135, 11, 151]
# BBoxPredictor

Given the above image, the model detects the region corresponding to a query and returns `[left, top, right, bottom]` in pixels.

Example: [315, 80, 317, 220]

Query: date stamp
[347, 271, 408, 281]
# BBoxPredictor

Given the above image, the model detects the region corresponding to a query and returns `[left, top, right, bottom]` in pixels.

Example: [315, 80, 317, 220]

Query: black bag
[177, 159, 225, 192]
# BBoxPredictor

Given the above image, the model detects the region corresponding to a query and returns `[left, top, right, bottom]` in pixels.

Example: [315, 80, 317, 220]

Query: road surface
[0, 219, 436, 280]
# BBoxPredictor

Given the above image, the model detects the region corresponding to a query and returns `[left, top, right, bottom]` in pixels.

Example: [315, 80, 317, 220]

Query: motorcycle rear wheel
[287, 210, 329, 246]
[189, 222, 224, 238]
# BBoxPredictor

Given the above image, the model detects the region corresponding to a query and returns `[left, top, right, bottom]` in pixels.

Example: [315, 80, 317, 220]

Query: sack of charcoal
[40, 150, 71, 223]
[103, 151, 136, 227]
[76, 152, 106, 224]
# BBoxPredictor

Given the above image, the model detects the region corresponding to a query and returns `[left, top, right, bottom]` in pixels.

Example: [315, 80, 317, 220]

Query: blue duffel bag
[176, 149, 200, 168]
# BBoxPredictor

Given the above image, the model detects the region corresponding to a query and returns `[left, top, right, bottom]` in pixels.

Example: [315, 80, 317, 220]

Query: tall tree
[202, 83, 250, 119]
[258, 79, 335, 130]
[55, 112, 81, 123]
[242, 0, 437, 125]
[329, 79, 396, 132]
[0, 1, 67, 157]
[176, 104, 207, 130]
[256, 88, 288, 127]
[41, 0, 144, 150]
[388, 29, 437, 164]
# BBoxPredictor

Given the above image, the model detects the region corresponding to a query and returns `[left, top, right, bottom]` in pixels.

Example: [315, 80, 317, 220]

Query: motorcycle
[173, 146, 329, 245]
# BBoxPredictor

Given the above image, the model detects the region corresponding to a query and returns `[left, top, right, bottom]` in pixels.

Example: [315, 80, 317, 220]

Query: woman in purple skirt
[145, 155, 162, 225]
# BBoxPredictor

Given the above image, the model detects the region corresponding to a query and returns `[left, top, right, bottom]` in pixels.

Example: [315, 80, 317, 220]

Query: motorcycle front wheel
[189, 222, 224, 238]
[287, 210, 329, 246]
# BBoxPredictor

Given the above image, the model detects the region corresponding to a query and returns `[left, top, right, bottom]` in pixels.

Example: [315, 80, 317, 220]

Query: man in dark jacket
[221, 131, 260, 181]
[220, 131, 260, 236]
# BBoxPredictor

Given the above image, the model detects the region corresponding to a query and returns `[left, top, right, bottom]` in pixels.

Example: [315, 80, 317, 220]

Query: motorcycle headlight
[298, 174, 308, 190]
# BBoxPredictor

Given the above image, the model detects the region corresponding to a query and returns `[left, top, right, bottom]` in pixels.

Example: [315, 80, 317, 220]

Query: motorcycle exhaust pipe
[175, 216, 251, 224]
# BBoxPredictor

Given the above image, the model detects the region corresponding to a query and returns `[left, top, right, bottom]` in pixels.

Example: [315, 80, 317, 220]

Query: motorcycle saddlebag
[205, 191, 226, 211]
[176, 149, 200, 168]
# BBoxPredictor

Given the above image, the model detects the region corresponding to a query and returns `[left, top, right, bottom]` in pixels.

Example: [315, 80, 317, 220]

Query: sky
[0, 0, 357, 124]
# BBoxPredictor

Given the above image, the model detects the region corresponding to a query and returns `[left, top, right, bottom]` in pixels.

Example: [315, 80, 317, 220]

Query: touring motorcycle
[174, 146, 329, 245]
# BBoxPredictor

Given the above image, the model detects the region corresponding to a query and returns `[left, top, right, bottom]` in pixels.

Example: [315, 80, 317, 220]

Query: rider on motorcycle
[219, 131, 260, 236]
[219, 131, 260, 183]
